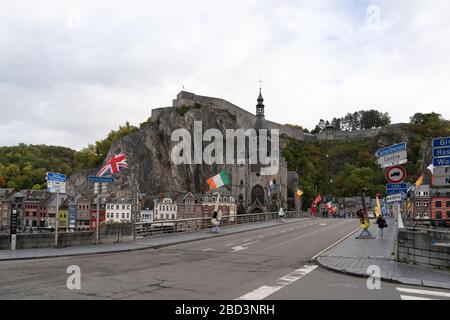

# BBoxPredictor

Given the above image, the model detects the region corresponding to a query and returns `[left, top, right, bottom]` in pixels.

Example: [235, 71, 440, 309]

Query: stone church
[231, 90, 300, 214]
[170, 89, 301, 214]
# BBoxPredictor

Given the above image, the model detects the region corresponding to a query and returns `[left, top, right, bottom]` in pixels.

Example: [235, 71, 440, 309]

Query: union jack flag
[96, 152, 128, 177]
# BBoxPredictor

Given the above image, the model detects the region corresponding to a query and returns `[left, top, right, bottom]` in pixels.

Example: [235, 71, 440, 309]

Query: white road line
[202, 248, 213, 252]
[224, 243, 234, 246]
[400, 295, 436, 300]
[255, 221, 350, 254]
[231, 240, 260, 252]
[397, 287, 450, 298]
[310, 226, 361, 261]
[237, 265, 318, 300]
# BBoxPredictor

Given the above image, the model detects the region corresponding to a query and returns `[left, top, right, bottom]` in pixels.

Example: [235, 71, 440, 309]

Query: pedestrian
[278, 207, 285, 223]
[376, 215, 388, 238]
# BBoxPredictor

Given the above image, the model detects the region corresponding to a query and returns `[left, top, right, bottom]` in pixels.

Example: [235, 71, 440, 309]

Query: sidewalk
[316, 217, 450, 290]
[0, 218, 310, 262]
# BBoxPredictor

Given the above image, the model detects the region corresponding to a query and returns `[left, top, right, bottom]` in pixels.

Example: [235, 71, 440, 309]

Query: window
[436, 211, 442, 219]
[446, 201, 450, 207]
[122, 213, 125, 219]
[416, 202, 421, 207]
[436, 201, 442, 208]
[172, 214, 175, 219]
[116, 213, 119, 219]
[122, 205, 125, 210]
[447, 211, 450, 219]
[126, 213, 129, 219]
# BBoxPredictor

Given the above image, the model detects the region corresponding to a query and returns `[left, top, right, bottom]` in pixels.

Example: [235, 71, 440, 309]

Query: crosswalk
[397, 287, 450, 300]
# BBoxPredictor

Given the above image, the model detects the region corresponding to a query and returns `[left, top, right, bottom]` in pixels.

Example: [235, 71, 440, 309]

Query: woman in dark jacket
[376, 215, 387, 238]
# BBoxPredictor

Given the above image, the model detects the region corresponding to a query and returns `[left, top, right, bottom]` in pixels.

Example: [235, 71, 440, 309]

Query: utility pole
[95, 183, 100, 245]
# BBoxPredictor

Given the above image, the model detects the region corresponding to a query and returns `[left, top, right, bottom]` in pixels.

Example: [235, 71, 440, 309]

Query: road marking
[237, 265, 318, 300]
[397, 287, 450, 298]
[224, 243, 234, 246]
[255, 221, 351, 254]
[400, 295, 436, 300]
[319, 223, 327, 226]
[310, 226, 361, 261]
[231, 241, 260, 252]
[202, 248, 213, 252]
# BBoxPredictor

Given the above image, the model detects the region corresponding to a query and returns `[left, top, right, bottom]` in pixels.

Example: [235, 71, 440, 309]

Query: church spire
[256, 88, 264, 117]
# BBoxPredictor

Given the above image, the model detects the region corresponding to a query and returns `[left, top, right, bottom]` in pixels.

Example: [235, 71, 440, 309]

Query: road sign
[387, 189, 407, 195]
[376, 150, 407, 166]
[386, 183, 407, 190]
[432, 137, 450, 148]
[379, 159, 408, 169]
[433, 157, 450, 167]
[375, 142, 407, 158]
[434, 166, 450, 176]
[88, 176, 115, 183]
[386, 193, 403, 203]
[433, 147, 450, 158]
[47, 172, 67, 194]
[385, 166, 407, 183]
[432, 176, 450, 186]
[46, 172, 66, 182]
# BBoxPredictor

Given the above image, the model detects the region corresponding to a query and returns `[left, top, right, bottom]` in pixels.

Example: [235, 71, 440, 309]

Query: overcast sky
[1, 0, 449, 150]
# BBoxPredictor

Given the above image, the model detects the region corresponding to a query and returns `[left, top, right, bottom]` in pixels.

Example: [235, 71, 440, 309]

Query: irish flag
[207, 170, 230, 190]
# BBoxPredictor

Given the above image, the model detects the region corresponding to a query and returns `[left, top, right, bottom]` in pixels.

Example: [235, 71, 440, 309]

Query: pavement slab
[316, 218, 450, 290]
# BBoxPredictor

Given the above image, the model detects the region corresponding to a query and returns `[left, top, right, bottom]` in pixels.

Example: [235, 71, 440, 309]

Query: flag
[415, 174, 424, 188]
[314, 194, 322, 205]
[374, 194, 382, 218]
[207, 170, 230, 190]
[96, 152, 128, 177]
[295, 189, 303, 199]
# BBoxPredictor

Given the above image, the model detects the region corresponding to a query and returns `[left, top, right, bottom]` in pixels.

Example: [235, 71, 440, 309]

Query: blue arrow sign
[88, 176, 115, 183]
[433, 147, 450, 158]
[387, 189, 406, 195]
[386, 183, 407, 190]
[46, 172, 66, 182]
[433, 137, 450, 148]
[433, 157, 450, 167]
[375, 142, 407, 157]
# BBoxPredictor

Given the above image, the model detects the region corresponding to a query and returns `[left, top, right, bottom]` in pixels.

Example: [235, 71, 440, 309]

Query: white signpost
[376, 150, 407, 166]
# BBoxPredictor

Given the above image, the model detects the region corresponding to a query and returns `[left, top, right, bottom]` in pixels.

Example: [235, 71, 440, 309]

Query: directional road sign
[433, 147, 450, 158]
[386, 193, 404, 203]
[432, 137, 450, 148]
[377, 150, 407, 166]
[432, 176, 450, 187]
[380, 159, 408, 169]
[47, 172, 66, 194]
[88, 176, 115, 183]
[385, 165, 407, 184]
[433, 157, 450, 167]
[386, 183, 407, 190]
[434, 166, 450, 176]
[375, 142, 407, 158]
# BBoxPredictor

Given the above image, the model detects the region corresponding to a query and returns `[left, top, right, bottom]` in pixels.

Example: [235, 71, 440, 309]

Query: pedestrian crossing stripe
[397, 287, 450, 299]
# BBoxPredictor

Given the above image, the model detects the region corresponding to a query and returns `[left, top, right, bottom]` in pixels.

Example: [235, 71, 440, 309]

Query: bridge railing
[134, 211, 313, 239]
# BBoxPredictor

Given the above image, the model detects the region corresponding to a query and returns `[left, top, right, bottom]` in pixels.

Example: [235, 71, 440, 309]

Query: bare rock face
[67, 104, 238, 197]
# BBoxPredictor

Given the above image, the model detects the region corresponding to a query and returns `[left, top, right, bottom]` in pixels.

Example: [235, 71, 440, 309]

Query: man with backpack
[376, 215, 388, 238]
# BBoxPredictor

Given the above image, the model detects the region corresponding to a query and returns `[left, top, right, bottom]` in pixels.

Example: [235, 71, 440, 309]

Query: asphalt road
[0, 218, 449, 300]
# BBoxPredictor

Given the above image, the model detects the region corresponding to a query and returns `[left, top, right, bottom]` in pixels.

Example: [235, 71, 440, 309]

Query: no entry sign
[385, 165, 407, 183]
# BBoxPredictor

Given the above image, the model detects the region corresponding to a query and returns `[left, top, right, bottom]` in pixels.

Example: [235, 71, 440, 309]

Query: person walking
[278, 207, 285, 223]
[376, 215, 388, 238]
